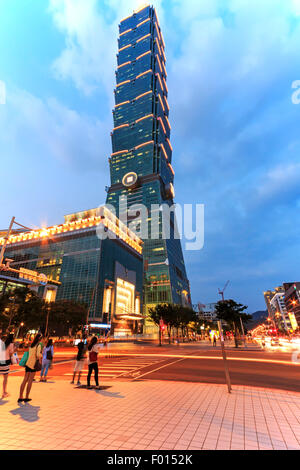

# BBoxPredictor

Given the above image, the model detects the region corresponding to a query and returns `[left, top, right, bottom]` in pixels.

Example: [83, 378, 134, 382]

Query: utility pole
[218, 320, 232, 393]
[240, 316, 247, 348]
[159, 317, 163, 347]
[0, 217, 32, 267]
[45, 305, 50, 338]
[0, 217, 15, 266]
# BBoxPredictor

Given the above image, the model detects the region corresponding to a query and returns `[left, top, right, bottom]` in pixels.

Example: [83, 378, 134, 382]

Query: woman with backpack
[18, 333, 42, 403]
[87, 336, 101, 389]
[40, 339, 54, 382]
[0, 333, 16, 399]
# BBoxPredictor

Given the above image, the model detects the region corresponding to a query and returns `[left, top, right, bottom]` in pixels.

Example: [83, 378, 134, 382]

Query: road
[10, 341, 300, 393]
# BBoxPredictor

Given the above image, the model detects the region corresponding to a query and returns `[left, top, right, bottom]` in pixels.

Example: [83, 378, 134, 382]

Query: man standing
[71, 337, 86, 386]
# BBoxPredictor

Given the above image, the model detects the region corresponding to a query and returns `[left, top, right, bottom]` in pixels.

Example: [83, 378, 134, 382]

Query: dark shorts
[0, 359, 11, 375]
[25, 366, 36, 373]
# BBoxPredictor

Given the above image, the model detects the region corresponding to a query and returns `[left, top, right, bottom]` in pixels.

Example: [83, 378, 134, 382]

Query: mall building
[0, 207, 144, 337]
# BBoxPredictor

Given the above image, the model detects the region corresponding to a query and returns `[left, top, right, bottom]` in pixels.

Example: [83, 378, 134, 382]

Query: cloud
[48, 0, 164, 97]
[0, 86, 110, 171]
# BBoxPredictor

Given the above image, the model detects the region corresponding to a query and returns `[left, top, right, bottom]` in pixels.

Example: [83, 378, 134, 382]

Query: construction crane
[218, 281, 230, 301]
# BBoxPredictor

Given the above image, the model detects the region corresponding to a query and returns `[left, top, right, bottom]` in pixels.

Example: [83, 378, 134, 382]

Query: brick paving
[0, 377, 299, 450]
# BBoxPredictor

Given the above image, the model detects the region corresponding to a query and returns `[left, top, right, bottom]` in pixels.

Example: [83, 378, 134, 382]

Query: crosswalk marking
[64, 372, 116, 377]
[62, 356, 165, 380]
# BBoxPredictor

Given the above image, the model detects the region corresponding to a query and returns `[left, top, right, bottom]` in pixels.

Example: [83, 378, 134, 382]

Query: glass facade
[106, 6, 191, 313]
[4, 222, 143, 324]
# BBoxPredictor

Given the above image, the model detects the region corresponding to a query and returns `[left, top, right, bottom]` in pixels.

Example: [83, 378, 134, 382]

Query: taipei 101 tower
[106, 5, 191, 316]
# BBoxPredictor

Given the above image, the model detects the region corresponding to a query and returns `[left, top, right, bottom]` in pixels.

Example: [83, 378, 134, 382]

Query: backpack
[46, 347, 53, 361]
[89, 350, 97, 362]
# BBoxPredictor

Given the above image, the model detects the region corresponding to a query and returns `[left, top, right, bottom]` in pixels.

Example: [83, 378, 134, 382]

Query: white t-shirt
[0, 340, 5, 363]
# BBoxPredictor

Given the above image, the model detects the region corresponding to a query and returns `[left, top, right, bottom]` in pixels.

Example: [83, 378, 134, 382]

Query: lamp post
[218, 320, 232, 393]
[0, 217, 32, 267]
[239, 316, 247, 348]
[0, 217, 15, 266]
[16, 322, 24, 339]
[45, 305, 50, 338]
[159, 317, 163, 347]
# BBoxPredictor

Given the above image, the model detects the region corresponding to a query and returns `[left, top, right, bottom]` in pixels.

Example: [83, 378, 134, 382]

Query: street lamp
[16, 322, 24, 339]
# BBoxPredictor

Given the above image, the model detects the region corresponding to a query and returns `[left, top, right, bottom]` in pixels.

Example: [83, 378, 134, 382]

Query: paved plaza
[0, 376, 300, 450]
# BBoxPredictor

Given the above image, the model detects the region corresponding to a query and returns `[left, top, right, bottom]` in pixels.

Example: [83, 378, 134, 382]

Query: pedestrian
[40, 338, 54, 382]
[71, 338, 86, 385]
[18, 333, 42, 403]
[0, 333, 16, 399]
[87, 336, 101, 389]
[213, 335, 217, 347]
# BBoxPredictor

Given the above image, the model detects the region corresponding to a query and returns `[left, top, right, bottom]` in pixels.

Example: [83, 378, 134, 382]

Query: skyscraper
[106, 5, 191, 315]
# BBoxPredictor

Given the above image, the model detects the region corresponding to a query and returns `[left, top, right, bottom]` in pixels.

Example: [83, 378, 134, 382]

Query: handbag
[19, 351, 29, 367]
[34, 345, 42, 371]
[11, 352, 19, 365]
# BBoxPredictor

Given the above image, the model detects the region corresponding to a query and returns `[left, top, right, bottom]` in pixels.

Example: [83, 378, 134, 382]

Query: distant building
[106, 5, 191, 315]
[283, 282, 300, 330]
[264, 286, 297, 332]
[0, 207, 144, 336]
[197, 302, 218, 323]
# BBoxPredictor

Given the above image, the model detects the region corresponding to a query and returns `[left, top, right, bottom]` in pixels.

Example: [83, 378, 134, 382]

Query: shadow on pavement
[95, 390, 125, 398]
[75, 385, 111, 391]
[10, 404, 40, 422]
[0, 399, 9, 406]
[37, 380, 56, 384]
[74, 384, 125, 398]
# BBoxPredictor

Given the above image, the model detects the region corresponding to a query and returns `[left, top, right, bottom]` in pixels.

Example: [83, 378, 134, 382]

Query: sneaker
[70, 381, 74, 384]
[77, 382, 81, 385]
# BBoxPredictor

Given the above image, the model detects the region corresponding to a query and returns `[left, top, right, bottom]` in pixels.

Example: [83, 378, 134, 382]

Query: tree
[177, 306, 198, 342]
[0, 288, 87, 338]
[148, 304, 198, 345]
[148, 303, 171, 346]
[47, 300, 87, 337]
[0, 287, 46, 334]
[215, 299, 252, 348]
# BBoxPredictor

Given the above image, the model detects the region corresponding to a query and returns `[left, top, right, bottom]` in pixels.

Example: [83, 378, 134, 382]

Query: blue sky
[1, 0, 300, 312]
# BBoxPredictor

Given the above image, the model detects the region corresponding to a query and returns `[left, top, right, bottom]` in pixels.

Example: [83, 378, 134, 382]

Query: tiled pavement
[0, 377, 300, 450]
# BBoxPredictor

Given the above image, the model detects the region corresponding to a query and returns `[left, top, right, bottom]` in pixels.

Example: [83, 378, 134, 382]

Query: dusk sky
[1, 0, 300, 313]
